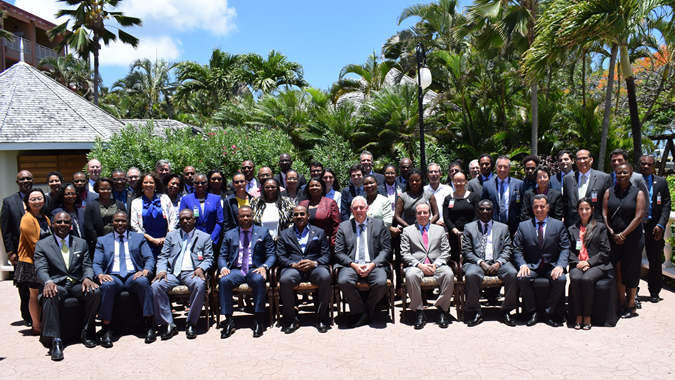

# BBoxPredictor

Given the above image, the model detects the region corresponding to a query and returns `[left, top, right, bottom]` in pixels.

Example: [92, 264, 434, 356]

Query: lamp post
[416, 43, 432, 175]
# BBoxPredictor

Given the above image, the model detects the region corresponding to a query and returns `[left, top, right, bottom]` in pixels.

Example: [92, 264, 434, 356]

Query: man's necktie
[499, 181, 507, 223]
[61, 240, 69, 269]
[357, 224, 366, 264]
[647, 178, 653, 219]
[481, 223, 489, 254]
[537, 222, 544, 248]
[578, 174, 588, 199]
[174, 233, 189, 276]
[241, 231, 250, 275]
[119, 235, 128, 277]
[422, 226, 431, 264]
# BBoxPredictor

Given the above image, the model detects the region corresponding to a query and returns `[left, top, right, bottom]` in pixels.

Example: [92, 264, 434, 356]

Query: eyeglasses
[210, 177, 223, 182]
[73, 180, 86, 183]
[241, 166, 253, 170]
[54, 220, 71, 225]
[29, 197, 44, 202]
[400, 165, 411, 169]
[127, 175, 140, 180]
[293, 213, 307, 217]
[194, 181, 207, 185]
[112, 178, 126, 182]
[453, 180, 466, 184]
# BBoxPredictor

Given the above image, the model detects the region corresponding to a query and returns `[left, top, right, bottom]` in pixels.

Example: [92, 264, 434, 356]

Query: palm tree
[39, 54, 94, 97]
[522, 0, 665, 163]
[1, 10, 13, 41]
[241, 50, 307, 95]
[113, 58, 178, 118]
[47, 0, 142, 105]
[332, 52, 401, 102]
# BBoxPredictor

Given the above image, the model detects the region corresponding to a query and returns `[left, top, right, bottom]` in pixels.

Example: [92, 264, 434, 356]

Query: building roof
[119, 119, 203, 136]
[0, 62, 123, 148]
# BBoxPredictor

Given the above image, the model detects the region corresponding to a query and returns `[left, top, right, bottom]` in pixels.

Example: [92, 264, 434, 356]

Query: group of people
[0, 148, 670, 361]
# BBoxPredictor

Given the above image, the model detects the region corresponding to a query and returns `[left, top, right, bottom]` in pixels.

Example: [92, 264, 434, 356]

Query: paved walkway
[0, 279, 673, 379]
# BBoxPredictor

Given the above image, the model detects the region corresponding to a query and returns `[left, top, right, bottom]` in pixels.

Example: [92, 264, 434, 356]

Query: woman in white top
[360, 175, 393, 228]
[250, 178, 294, 240]
[322, 168, 342, 208]
[130, 172, 177, 257]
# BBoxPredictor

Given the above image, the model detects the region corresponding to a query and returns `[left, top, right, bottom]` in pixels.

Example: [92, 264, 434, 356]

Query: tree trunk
[531, 82, 538, 155]
[620, 44, 642, 163]
[597, 44, 618, 171]
[93, 40, 100, 106]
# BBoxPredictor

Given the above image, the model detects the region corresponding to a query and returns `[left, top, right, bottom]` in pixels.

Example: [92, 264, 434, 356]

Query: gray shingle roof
[0, 62, 123, 144]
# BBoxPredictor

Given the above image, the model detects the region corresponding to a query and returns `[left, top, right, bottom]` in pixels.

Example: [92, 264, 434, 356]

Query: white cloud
[98, 35, 182, 66]
[14, 0, 61, 24]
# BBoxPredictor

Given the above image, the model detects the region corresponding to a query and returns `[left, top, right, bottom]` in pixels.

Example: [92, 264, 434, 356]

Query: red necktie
[423, 226, 431, 264]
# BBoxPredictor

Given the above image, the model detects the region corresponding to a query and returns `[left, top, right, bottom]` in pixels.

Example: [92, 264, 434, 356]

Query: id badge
[448, 199, 455, 208]
[193, 206, 200, 217]
[515, 192, 520, 203]
[657, 193, 662, 205]
[591, 190, 598, 202]
[576, 240, 582, 250]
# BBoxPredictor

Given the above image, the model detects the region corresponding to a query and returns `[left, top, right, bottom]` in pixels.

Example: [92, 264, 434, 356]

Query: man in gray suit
[151, 209, 213, 340]
[401, 202, 454, 329]
[461, 200, 517, 327]
[34, 212, 101, 361]
[335, 196, 392, 328]
[562, 149, 612, 226]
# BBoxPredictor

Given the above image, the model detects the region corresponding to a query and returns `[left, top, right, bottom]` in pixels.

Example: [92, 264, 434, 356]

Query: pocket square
[312, 237, 319, 241]
[257, 238, 263, 242]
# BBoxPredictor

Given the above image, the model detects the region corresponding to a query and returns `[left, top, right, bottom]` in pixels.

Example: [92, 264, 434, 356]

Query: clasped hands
[351, 262, 375, 277]
[480, 261, 501, 276]
[292, 259, 316, 272]
[416, 262, 437, 276]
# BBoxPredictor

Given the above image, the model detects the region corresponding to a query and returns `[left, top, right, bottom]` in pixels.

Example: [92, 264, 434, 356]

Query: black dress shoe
[221, 319, 235, 339]
[253, 320, 264, 338]
[650, 294, 661, 303]
[145, 327, 157, 344]
[80, 330, 97, 348]
[101, 330, 114, 348]
[501, 312, 516, 327]
[349, 313, 369, 328]
[185, 325, 196, 339]
[544, 314, 560, 327]
[621, 307, 637, 319]
[414, 311, 427, 330]
[24, 320, 32, 327]
[635, 298, 642, 309]
[51, 338, 64, 361]
[316, 320, 330, 333]
[282, 318, 300, 334]
[437, 310, 450, 328]
[467, 313, 484, 327]
[526, 313, 539, 327]
[160, 324, 177, 340]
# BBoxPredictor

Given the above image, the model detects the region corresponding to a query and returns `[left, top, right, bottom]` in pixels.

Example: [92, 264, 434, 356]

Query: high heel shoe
[621, 307, 637, 319]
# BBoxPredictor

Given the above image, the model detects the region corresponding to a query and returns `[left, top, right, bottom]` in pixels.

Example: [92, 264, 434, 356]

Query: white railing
[35, 42, 59, 60]
[4, 34, 32, 54]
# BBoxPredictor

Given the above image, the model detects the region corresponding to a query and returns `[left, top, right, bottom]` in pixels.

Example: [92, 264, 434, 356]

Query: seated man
[151, 209, 213, 340]
[401, 202, 454, 329]
[93, 211, 156, 347]
[219, 206, 276, 339]
[277, 205, 332, 334]
[514, 194, 570, 327]
[34, 211, 101, 361]
[335, 196, 391, 328]
[461, 200, 518, 327]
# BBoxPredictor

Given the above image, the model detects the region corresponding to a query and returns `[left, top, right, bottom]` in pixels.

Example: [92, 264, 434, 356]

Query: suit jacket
[467, 177, 483, 195]
[218, 225, 276, 271]
[84, 199, 127, 254]
[51, 207, 86, 240]
[179, 193, 224, 245]
[156, 228, 214, 275]
[549, 171, 572, 193]
[513, 218, 570, 270]
[276, 224, 331, 268]
[274, 172, 307, 189]
[461, 220, 512, 266]
[562, 169, 612, 226]
[34, 235, 93, 285]
[644, 174, 672, 228]
[1, 192, 25, 254]
[520, 188, 564, 221]
[299, 197, 341, 247]
[567, 222, 612, 272]
[340, 184, 366, 222]
[93, 231, 155, 277]
[400, 223, 451, 268]
[223, 193, 253, 231]
[481, 176, 524, 234]
[367, 172, 386, 186]
[334, 218, 391, 271]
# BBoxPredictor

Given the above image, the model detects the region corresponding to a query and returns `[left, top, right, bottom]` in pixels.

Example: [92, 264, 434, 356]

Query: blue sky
[9, 0, 470, 91]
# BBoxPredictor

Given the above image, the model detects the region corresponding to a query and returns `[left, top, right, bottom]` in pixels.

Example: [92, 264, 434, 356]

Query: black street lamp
[416, 43, 432, 175]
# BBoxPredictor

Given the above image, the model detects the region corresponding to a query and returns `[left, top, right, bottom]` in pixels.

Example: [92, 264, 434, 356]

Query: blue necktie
[241, 231, 250, 275]
[499, 180, 507, 223]
[647, 176, 653, 219]
[119, 235, 128, 278]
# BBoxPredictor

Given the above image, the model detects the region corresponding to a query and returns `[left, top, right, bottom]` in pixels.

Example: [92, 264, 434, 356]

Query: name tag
[576, 240, 582, 250]
[193, 206, 200, 217]
[515, 192, 520, 203]
[448, 199, 455, 208]
[657, 193, 662, 205]
[591, 190, 598, 202]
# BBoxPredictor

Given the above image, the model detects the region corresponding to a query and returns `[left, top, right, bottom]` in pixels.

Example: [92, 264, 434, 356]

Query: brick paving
[0, 279, 673, 379]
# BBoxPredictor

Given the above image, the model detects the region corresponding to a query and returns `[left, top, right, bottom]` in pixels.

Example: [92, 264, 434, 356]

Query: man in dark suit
[481, 155, 524, 235]
[396, 158, 413, 189]
[274, 153, 307, 189]
[34, 212, 101, 361]
[151, 209, 213, 340]
[521, 155, 540, 193]
[111, 170, 133, 209]
[276, 205, 332, 334]
[335, 196, 392, 328]
[93, 211, 156, 347]
[639, 155, 672, 302]
[468, 153, 494, 195]
[562, 149, 612, 226]
[514, 195, 570, 327]
[73, 171, 99, 210]
[1, 170, 34, 326]
[340, 164, 366, 221]
[219, 206, 276, 338]
[549, 150, 574, 193]
[179, 173, 224, 246]
[400, 202, 454, 329]
[181, 166, 196, 195]
[461, 200, 518, 327]
[86, 159, 102, 194]
[360, 151, 385, 185]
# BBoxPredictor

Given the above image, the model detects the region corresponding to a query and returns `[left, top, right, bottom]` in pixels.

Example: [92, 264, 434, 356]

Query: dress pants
[568, 266, 608, 317]
[152, 271, 206, 326]
[219, 269, 266, 315]
[98, 273, 153, 321]
[404, 265, 454, 312]
[279, 266, 332, 321]
[516, 263, 566, 315]
[463, 261, 518, 312]
[40, 281, 101, 340]
[337, 266, 387, 316]
[644, 221, 665, 296]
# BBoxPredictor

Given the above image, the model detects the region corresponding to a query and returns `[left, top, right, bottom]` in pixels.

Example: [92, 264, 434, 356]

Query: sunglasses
[194, 181, 207, 185]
